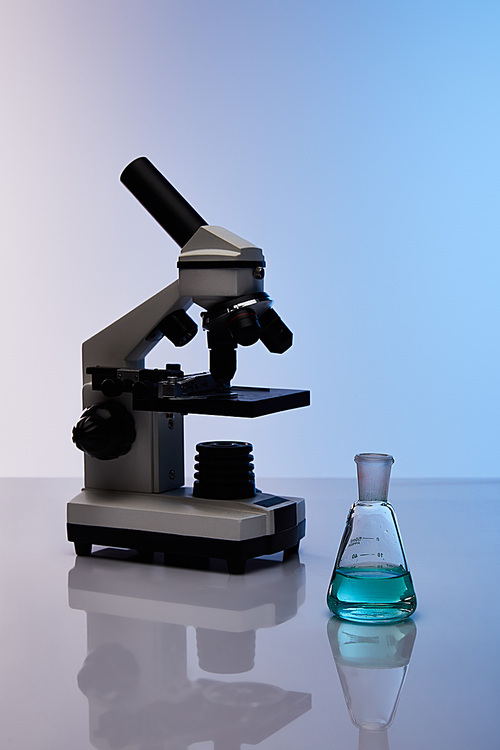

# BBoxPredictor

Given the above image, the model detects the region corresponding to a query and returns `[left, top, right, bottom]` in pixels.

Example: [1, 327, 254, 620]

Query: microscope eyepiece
[120, 157, 207, 247]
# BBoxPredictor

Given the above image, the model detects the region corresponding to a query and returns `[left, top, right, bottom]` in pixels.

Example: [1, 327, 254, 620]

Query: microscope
[67, 157, 310, 573]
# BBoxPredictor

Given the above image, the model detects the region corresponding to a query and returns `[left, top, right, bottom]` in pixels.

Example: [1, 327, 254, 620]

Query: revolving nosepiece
[202, 294, 293, 353]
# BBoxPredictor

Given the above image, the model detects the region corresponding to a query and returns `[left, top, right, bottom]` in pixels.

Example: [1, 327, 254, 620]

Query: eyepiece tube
[120, 157, 207, 247]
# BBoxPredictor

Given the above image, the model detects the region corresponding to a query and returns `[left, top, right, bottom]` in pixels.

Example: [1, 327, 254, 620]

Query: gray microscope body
[67, 157, 309, 573]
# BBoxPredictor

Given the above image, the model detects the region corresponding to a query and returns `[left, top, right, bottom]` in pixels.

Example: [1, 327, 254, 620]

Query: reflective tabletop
[1, 478, 498, 749]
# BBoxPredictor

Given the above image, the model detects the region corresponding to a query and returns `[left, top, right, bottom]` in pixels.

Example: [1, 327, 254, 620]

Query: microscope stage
[133, 385, 310, 417]
[67, 487, 305, 573]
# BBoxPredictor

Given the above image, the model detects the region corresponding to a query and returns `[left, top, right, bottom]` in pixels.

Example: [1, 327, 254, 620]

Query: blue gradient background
[1, 1, 498, 478]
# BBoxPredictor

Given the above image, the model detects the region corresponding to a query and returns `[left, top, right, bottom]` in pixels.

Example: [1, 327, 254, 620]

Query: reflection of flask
[327, 618, 417, 750]
[327, 454, 416, 623]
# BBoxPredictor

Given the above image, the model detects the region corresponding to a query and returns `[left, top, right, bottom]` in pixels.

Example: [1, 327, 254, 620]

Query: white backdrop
[1, 1, 499, 478]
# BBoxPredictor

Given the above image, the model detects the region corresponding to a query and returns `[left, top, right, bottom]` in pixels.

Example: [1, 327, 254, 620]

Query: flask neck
[355, 498, 388, 506]
[355, 453, 394, 503]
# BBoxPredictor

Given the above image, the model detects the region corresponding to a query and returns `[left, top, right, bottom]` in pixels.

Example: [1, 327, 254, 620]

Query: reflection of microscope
[327, 618, 417, 750]
[67, 157, 310, 573]
[69, 553, 311, 749]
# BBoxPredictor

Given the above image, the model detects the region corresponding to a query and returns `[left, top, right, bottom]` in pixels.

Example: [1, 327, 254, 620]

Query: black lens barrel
[120, 157, 207, 248]
[158, 309, 198, 347]
[258, 308, 293, 353]
[227, 307, 261, 346]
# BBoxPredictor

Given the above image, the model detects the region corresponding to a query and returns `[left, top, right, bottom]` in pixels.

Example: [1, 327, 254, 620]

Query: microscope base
[67, 487, 305, 574]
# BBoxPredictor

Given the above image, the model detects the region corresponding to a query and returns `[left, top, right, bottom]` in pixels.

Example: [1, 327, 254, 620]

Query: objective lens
[227, 308, 261, 346]
[158, 309, 198, 347]
[258, 308, 293, 353]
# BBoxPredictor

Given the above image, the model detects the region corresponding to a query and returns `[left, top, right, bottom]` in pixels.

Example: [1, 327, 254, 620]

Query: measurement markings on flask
[351, 552, 384, 559]
[349, 536, 383, 560]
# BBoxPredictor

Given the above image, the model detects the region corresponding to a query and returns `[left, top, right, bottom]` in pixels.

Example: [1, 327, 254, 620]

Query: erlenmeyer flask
[327, 454, 416, 623]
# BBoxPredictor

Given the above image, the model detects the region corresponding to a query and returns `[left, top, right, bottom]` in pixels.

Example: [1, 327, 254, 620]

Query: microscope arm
[82, 280, 192, 382]
[81, 159, 209, 383]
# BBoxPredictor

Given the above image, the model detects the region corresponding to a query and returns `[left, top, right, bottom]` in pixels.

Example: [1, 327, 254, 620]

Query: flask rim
[354, 453, 394, 465]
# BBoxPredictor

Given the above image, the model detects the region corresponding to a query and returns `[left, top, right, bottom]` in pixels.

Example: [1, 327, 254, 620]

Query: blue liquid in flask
[327, 564, 416, 623]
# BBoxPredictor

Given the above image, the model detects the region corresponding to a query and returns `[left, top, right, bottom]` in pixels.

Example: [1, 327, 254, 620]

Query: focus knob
[72, 401, 136, 460]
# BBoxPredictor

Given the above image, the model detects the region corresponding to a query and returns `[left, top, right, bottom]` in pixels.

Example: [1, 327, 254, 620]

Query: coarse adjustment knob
[72, 401, 136, 460]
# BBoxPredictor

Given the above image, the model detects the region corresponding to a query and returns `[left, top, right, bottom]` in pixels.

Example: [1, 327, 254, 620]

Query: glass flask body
[327, 454, 416, 623]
